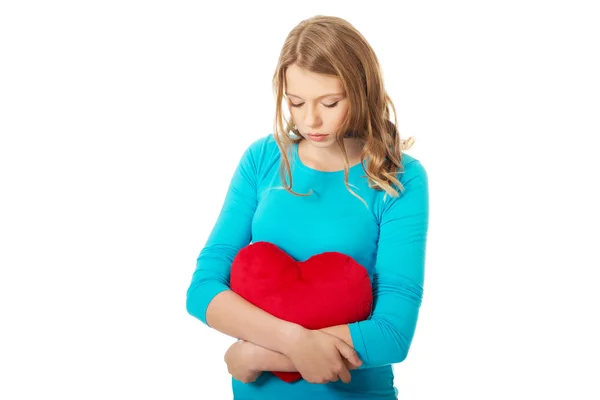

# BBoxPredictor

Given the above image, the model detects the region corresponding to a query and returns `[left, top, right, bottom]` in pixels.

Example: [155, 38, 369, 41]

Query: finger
[335, 341, 362, 367]
[337, 365, 352, 384]
[344, 358, 359, 370]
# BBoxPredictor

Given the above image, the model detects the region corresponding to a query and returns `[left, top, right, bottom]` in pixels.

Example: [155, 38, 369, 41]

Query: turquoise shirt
[186, 133, 429, 400]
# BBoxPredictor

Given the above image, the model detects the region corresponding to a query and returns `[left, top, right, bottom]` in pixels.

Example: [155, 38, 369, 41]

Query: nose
[304, 104, 321, 128]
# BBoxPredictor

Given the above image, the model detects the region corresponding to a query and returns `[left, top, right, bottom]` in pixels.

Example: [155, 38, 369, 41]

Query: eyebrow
[284, 92, 344, 100]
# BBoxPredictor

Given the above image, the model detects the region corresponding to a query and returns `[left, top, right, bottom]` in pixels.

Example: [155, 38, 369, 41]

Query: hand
[284, 329, 362, 384]
[344, 357, 361, 371]
[224, 340, 262, 383]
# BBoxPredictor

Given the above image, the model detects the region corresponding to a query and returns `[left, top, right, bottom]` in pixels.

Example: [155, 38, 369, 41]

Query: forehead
[285, 64, 344, 99]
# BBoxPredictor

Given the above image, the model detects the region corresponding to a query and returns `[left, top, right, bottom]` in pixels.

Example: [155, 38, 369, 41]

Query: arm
[273, 324, 354, 370]
[206, 291, 303, 354]
[260, 160, 428, 368]
[228, 288, 398, 373]
[320, 325, 353, 346]
[189, 137, 362, 383]
[346, 159, 429, 369]
[185, 137, 303, 354]
[233, 339, 360, 374]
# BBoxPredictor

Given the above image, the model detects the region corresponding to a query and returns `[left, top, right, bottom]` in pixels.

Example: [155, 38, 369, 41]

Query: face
[284, 64, 349, 148]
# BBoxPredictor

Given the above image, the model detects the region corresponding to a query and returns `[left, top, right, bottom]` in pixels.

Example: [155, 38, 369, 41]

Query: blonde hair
[271, 15, 415, 205]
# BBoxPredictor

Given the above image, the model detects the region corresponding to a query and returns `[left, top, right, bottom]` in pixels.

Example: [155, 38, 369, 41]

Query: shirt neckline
[292, 140, 366, 175]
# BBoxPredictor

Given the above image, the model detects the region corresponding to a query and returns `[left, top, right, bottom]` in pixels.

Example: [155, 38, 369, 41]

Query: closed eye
[290, 102, 339, 108]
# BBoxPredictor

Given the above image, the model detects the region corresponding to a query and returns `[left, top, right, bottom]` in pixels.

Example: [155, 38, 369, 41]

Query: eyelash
[290, 102, 339, 108]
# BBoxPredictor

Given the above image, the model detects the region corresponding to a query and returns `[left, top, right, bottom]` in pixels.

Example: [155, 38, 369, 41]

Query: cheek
[289, 107, 299, 121]
[331, 105, 349, 125]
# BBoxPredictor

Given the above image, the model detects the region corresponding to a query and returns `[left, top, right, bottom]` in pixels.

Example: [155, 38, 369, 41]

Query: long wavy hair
[272, 15, 415, 205]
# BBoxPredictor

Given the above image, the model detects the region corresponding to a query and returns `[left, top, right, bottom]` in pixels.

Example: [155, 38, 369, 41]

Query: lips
[307, 133, 328, 142]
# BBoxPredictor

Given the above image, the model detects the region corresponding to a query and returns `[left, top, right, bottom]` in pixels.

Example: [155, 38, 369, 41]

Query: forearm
[206, 290, 303, 354]
[252, 345, 297, 372]
[251, 341, 359, 373]
[319, 324, 353, 347]
[248, 324, 355, 373]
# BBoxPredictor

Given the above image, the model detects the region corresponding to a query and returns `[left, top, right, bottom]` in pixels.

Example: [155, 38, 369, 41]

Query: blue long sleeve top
[186, 133, 429, 400]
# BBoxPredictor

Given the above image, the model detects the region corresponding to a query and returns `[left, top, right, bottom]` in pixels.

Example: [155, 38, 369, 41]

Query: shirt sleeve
[348, 159, 429, 368]
[185, 139, 262, 326]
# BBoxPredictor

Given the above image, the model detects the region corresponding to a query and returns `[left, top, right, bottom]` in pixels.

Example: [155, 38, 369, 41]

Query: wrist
[247, 342, 268, 372]
[278, 323, 307, 356]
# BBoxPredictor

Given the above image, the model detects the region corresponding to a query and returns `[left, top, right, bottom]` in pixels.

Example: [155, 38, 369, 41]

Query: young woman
[186, 15, 429, 400]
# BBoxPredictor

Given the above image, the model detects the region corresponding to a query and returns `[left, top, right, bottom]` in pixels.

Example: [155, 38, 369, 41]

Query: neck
[298, 138, 364, 171]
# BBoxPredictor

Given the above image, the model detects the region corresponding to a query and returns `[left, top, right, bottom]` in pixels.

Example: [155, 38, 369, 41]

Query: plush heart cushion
[230, 241, 373, 383]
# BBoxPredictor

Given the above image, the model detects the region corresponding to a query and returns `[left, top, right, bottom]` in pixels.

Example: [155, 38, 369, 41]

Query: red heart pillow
[230, 241, 373, 382]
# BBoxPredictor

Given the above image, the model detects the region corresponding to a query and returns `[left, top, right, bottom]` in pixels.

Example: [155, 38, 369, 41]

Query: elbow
[388, 335, 410, 365]
[185, 283, 204, 321]
[391, 340, 411, 365]
[185, 286, 197, 315]
[374, 318, 414, 365]
[394, 346, 409, 364]
[186, 249, 235, 321]
[185, 276, 230, 325]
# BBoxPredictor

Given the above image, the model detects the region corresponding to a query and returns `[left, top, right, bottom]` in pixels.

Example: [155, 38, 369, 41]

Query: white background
[1, 1, 599, 399]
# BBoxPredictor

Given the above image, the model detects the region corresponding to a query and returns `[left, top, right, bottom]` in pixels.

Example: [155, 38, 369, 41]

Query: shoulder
[398, 153, 428, 188]
[376, 153, 429, 219]
[238, 133, 282, 177]
[378, 153, 428, 205]
[245, 132, 280, 156]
